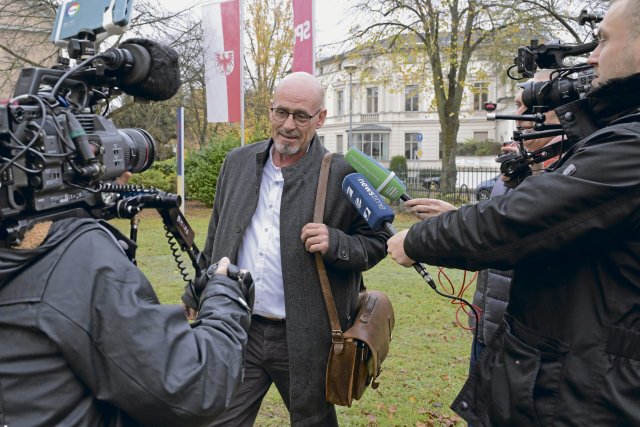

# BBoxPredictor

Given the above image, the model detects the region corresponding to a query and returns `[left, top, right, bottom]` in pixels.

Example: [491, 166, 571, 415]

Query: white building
[315, 49, 518, 170]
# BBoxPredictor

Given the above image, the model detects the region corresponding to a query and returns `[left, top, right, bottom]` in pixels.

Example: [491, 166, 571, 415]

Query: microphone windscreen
[342, 173, 395, 231]
[344, 148, 407, 202]
[119, 38, 181, 101]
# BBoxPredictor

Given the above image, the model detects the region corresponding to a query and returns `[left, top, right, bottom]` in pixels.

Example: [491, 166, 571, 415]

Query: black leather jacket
[405, 74, 640, 426]
[0, 218, 250, 426]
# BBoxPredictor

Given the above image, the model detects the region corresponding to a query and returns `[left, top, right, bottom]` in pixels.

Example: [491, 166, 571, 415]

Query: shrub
[457, 138, 501, 156]
[184, 134, 240, 205]
[389, 155, 408, 180]
[128, 158, 177, 192]
[389, 155, 407, 173]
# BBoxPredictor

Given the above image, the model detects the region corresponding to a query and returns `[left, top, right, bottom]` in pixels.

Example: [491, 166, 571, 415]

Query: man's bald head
[274, 72, 325, 110]
[611, 0, 640, 40]
[269, 72, 327, 166]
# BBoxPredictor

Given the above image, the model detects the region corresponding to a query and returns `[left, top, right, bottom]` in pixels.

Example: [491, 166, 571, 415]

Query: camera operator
[388, 0, 640, 424]
[0, 212, 252, 426]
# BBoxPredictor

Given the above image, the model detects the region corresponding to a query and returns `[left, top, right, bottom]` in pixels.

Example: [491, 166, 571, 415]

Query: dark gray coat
[203, 136, 389, 426]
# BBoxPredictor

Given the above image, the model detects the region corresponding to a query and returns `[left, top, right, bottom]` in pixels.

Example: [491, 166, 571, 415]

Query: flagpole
[176, 106, 185, 214]
[240, 0, 245, 146]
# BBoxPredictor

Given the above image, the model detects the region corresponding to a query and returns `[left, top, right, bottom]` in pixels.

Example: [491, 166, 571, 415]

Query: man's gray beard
[274, 139, 301, 156]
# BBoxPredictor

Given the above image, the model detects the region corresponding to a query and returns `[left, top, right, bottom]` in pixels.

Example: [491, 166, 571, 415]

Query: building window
[336, 134, 344, 154]
[336, 90, 344, 116]
[319, 135, 325, 146]
[366, 87, 378, 113]
[473, 82, 489, 111]
[405, 133, 420, 159]
[353, 132, 389, 160]
[405, 85, 419, 112]
[474, 131, 489, 142]
[351, 132, 389, 160]
[439, 132, 443, 160]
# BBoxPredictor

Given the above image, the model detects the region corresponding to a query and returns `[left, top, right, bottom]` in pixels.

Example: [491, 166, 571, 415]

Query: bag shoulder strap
[313, 153, 345, 350]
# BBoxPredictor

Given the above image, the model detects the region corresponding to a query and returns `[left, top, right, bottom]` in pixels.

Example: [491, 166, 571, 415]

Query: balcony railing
[361, 113, 379, 123]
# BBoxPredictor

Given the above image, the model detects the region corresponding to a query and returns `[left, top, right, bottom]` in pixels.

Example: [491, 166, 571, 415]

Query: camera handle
[156, 205, 207, 280]
[110, 189, 207, 282]
[499, 136, 567, 178]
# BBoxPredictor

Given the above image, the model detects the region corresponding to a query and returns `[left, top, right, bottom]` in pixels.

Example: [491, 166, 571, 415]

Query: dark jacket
[203, 136, 390, 426]
[404, 74, 640, 426]
[0, 218, 251, 427]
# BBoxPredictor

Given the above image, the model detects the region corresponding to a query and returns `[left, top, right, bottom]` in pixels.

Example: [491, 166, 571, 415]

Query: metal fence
[395, 166, 501, 205]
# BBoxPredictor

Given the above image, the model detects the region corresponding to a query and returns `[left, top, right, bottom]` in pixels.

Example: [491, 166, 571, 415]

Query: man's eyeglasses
[270, 107, 322, 126]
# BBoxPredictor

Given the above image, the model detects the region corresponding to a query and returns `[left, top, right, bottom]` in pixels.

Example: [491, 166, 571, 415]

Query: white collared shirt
[237, 148, 286, 319]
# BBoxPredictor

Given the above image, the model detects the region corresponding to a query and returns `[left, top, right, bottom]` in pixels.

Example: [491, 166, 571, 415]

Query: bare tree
[0, 0, 58, 97]
[348, 0, 603, 190]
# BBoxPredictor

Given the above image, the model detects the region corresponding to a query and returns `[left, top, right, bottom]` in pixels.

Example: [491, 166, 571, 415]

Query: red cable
[436, 267, 481, 330]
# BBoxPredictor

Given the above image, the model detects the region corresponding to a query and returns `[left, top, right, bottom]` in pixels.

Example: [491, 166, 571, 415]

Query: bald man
[199, 72, 389, 426]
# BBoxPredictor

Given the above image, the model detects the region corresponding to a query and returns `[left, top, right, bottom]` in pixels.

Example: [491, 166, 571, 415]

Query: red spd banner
[292, 0, 314, 74]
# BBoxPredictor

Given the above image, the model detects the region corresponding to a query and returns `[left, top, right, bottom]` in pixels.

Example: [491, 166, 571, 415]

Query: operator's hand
[499, 144, 521, 183]
[404, 198, 456, 220]
[387, 229, 416, 267]
[184, 306, 198, 321]
[214, 256, 230, 275]
[182, 257, 233, 320]
[301, 223, 330, 254]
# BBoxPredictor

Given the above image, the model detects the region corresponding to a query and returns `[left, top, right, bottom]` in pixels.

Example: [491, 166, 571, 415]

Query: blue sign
[416, 132, 423, 142]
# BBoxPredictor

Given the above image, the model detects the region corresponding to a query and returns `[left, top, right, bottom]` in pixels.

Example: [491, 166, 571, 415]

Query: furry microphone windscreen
[118, 38, 181, 101]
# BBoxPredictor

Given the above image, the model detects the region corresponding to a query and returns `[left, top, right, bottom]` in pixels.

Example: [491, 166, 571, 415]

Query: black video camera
[0, 5, 210, 299]
[0, 42, 206, 288]
[508, 9, 602, 110]
[485, 9, 603, 184]
[514, 38, 598, 79]
[0, 40, 168, 246]
[518, 66, 595, 111]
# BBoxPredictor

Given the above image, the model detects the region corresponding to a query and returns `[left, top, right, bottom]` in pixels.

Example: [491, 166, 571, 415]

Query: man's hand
[301, 223, 330, 254]
[404, 198, 456, 220]
[214, 256, 230, 275]
[182, 257, 233, 320]
[387, 229, 416, 267]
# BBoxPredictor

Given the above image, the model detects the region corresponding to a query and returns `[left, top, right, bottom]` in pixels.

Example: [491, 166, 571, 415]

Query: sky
[157, 0, 356, 57]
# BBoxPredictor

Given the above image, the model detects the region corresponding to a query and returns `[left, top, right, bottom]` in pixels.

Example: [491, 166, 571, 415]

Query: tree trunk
[440, 114, 460, 192]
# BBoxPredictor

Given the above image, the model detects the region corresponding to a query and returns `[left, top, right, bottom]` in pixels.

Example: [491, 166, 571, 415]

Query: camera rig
[0, 14, 205, 283]
[486, 9, 602, 183]
[511, 9, 602, 79]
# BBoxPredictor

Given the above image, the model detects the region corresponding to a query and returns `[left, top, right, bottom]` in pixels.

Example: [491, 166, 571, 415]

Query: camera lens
[118, 128, 156, 173]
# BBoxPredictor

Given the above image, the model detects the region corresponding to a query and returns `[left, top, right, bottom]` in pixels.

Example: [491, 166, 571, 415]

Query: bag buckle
[331, 330, 344, 344]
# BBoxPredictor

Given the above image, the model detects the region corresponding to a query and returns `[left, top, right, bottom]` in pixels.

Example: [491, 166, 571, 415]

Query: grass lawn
[112, 202, 475, 426]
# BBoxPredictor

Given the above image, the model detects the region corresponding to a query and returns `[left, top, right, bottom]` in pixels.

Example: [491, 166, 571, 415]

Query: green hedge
[184, 134, 240, 206]
[128, 158, 177, 193]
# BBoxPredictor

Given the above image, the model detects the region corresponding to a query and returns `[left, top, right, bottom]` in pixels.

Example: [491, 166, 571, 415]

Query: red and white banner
[292, 0, 314, 74]
[202, 0, 242, 123]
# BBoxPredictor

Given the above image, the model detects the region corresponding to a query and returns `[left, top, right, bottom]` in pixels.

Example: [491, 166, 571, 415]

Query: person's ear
[316, 109, 327, 128]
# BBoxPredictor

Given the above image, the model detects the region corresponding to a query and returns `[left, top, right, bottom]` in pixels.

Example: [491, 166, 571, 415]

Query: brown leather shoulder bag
[314, 152, 395, 407]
